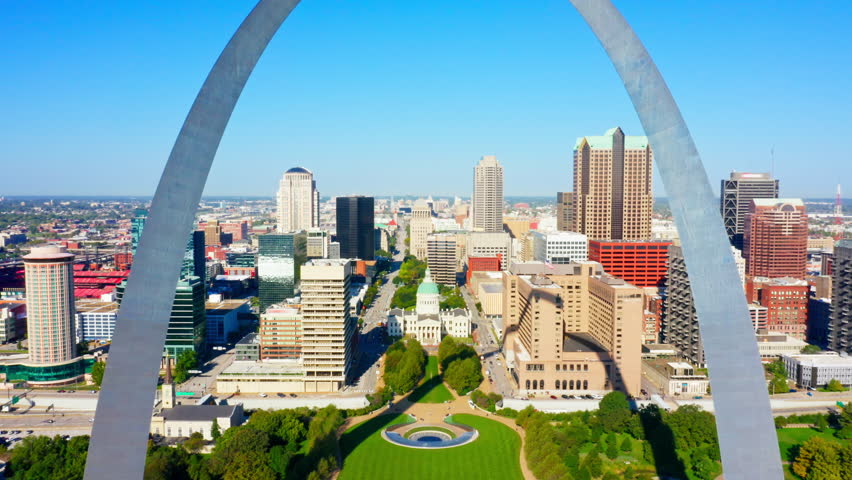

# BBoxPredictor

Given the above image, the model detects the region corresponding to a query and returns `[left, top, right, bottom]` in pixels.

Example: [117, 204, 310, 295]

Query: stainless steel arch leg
[86, 0, 782, 478]
[569, 1, 782, 478]
[83, 1, 302, 478]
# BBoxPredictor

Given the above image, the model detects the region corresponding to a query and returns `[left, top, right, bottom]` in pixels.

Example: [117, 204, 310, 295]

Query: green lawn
[408, 356, 454, 404]
[339, 413, 523, 480]
[776, 427, 848, 462]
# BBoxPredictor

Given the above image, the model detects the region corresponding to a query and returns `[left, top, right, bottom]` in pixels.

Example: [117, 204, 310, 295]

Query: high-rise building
[131, 208, 148, 254]
[257, 234, 296, 312]
[588, 239, 671, 288]
[410, 199, 434, 260]
[335, 196, 374, 260]
[744, 199, 808, 279]
[182, 231, 206, 282]
[572, 127, 652, 240]
[306, 229, 330, 259]
[531, 231, 589, 265]
[117, 276, 206, 358]
[720, 172, 779, 250]
[260, 304, 302, 359]
[276, 167, 319, 233]
[24, 246, 76, 364]
[662, 245, 704, 365]
[468, 232, 511, 269]
[472, 156, 504, 232]
[427, 233, 458, 285]
[203, 220, 223, 247]
[828, 240, 852, 353]
[502, 262, 643, 396]
[300, 259, 355, 391]
[556, 192, 574, 232]
[746, 277, 809, 339]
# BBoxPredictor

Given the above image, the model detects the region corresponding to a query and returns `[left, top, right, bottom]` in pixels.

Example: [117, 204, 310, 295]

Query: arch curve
[84, 1, 781, 478]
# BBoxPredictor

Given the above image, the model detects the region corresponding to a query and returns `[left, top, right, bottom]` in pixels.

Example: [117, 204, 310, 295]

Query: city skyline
[3, 1, 851, 198]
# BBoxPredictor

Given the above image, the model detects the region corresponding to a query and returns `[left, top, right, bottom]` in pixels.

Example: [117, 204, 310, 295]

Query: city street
[180, 348, 235, 397]
[460, 285, 514, 398]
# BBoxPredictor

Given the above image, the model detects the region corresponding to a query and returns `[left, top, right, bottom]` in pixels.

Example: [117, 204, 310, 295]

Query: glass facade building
[132, 209, 205, 282]
[258, 234, 296, 312]
[335, 196, 374, 260]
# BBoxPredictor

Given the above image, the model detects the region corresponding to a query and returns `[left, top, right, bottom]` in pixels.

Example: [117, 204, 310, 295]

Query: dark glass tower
[335, 196, 374, 260]
[257, 234, 296, 312]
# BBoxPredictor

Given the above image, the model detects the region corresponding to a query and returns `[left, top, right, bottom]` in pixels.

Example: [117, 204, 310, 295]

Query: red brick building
[466, 256, 501, 284]
[642, 287, 663, 344]
[744, 199, 807, 279]
[746, 276, 809, 339]
[588, 240, 671, 288]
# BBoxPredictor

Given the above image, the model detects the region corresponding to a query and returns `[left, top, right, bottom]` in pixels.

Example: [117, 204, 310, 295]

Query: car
[550, 395, 558, 400]
[0, 431, 6, 435]
[258, 393, 268, 397]
[789, 389, 798, 393]
[11, 430, 20, 434]
[693, 396, 703, 400]
[58, 390, 66, 393]
[46, 419, 55, 424]
[640, 389, 648, 395]
[277, 393, 285, 397]
[25, 430, 33, 434]
[561, 394, 569, 399]
[89, 418, 95, 422]
[67, 390, 75, 393]
[289, 393, 297, 398]
[807, 392, 814, 397]
[91, 390, 98, 394]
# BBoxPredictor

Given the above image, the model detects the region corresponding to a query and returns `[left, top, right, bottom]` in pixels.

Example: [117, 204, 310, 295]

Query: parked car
[277, 393, 285, 397]
[788, 389, 798, 393]
[550, 395, 558, 400]
[57, 390, 66, 393]
[807, 392, 814, 397]
[561, 394, 569, 399]
[258, 393, 268, 398]
[46, 419, 55, 424]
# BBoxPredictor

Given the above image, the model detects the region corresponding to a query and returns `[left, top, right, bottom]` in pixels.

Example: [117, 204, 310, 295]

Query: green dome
[417, 269, 439, 295]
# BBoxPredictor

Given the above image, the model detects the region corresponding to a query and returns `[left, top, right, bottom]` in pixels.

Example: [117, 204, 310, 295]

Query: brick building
[588, 239, 671, 288]
[743, 199, 807, 279]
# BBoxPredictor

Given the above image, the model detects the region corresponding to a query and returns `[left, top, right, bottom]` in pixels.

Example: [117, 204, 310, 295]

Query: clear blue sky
[2, 1, 850, 198]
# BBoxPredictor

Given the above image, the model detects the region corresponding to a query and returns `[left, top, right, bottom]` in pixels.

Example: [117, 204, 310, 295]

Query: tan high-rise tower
[572, 127, 652, 240]
[409, 199, 434, 260]
[472, 156, 504, 232]
[24, 246, 76, 365]
[276, 167, 319, 233]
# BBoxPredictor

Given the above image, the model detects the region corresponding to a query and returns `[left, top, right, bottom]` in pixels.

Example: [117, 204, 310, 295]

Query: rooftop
[74, 299, 118, 314]
[563, 333, 607, 353]
[751, 198, 804, 207]
[784, 352, 852, 366]
[236, 332, 259, 345]
[285, 167, 312, 174]
[481, 284, 503, 294]
[574, 127, 649, 150]
[160, 404, 237, 422]
[205, 299, 250, 314]
[221, 359, 303, 376]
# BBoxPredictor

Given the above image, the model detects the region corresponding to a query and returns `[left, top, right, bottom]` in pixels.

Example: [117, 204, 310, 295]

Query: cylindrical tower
[24, 245, 76, 364]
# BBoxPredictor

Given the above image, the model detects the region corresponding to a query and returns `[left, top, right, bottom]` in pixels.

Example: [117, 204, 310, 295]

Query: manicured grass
[404, 426, 456, 439]
[776, 427, 848, 462]
[339, 413, 523, 480]
[408, 356, 454, 404]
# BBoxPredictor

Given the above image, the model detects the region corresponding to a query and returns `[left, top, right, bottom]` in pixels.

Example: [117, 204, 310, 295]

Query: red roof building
[588, 240, 671, 288]
[466, 256, 501, 284]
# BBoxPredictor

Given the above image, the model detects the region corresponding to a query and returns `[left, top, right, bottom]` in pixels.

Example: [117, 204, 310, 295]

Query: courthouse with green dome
[386, 269, 471, 345]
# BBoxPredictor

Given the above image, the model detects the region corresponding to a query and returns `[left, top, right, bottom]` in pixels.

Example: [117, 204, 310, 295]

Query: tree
[606, 441, 619, 460]
[183, 432, 205, 454]
[598, 391, 632, 433]
[208, 426, 270, 476]
[792, 437, 841, 479]
[210, 419, 221, 441]
[174, 350, 199, 385]
[249, 297, 260, 310]
[825, 378, 846, 392]
[620, 436, 632, 453]
[91, 360, 106, 386]
[801, 344, 822, 354]
[774, 416, 788, 429]
[837, 402, 852, 439]
[77, 340, 89, 356]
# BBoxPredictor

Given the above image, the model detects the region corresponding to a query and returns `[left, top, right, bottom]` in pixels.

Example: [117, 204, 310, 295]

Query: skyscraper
[743, 199, 808, 279]
[828, 240, 852, 353]
[472, 156, 504, 232]
[276, 167, 319, 233]
[257, 234, 296, 311]
[409, 199, 433, 260]
[556, 192, 574, 232]
[662, 245, 704, 365]
[301, 259, 355, 391]
[572, 127, 653, 240]
[426, 232, 458, 285]
[335, 196, 374, 260]
[130, 208, 147, 254]
[132, 209, 204, 282]
[24, 246, 76, 364]
[720, 172, 779, 250]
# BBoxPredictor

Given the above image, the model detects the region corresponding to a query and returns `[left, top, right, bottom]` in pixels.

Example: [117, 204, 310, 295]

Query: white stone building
[386, 270, 471, 345]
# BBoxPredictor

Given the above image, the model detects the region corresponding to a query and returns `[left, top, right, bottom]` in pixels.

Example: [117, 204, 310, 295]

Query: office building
[720, 172, 779, 250]
[260, 304, 302, 359]
[300, 259, 355, 391]
[588, 240, 672, 288]
[257, 234, 296, 312]
[306, 229, 330, 259]
[502, 262, 643, 396]
[387, 269, 471, 344]
[203, 220, 223, 247]
[755, 331, 808, 361]
[531, 231, 589, 265]
[782, 352, 852, 389]
[117, 276, 206, 358]
[205, 298, 250, 345]
[556, 192, 574, 232]
[131, 208, 148, 254]
[744, 199, 808, 279]
[572, 127, 652, 240]
[410, 199, 434, 260]
[182, 231, 206, 281]
[466, 256, 501, 284]
[662, 245, 704, 365]
[24, 246, 76, 364]
[472, 156, 504, 232]
[427, 233, 459, 285]
[468, 232, 511, 268]
[746, 277, 809, 339]
[335, 196, 374, 260]
[642, 359, 709, 396]
[807, 297, 831, 350]
[74, 299, 118, 342]
[828, 240, 852, 353]
[328, 242, 340, 259]
[234, 332, 260, 361]
[276, 167, 319, 233]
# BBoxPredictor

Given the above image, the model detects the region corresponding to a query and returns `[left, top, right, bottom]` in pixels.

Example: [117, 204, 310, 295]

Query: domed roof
[417, 269, 439, 295]
[285, 167, 312, 174]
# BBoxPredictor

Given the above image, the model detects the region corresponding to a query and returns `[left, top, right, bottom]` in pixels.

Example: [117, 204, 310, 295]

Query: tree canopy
[384, 338, 426, 394]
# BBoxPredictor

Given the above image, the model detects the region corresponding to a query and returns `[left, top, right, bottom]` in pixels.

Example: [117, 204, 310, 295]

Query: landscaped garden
[338, 413, 522, 480]
[407, 356, 454, 404]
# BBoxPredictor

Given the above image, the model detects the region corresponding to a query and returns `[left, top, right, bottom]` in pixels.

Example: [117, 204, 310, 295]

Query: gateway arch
[84, 0, 783, 478]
